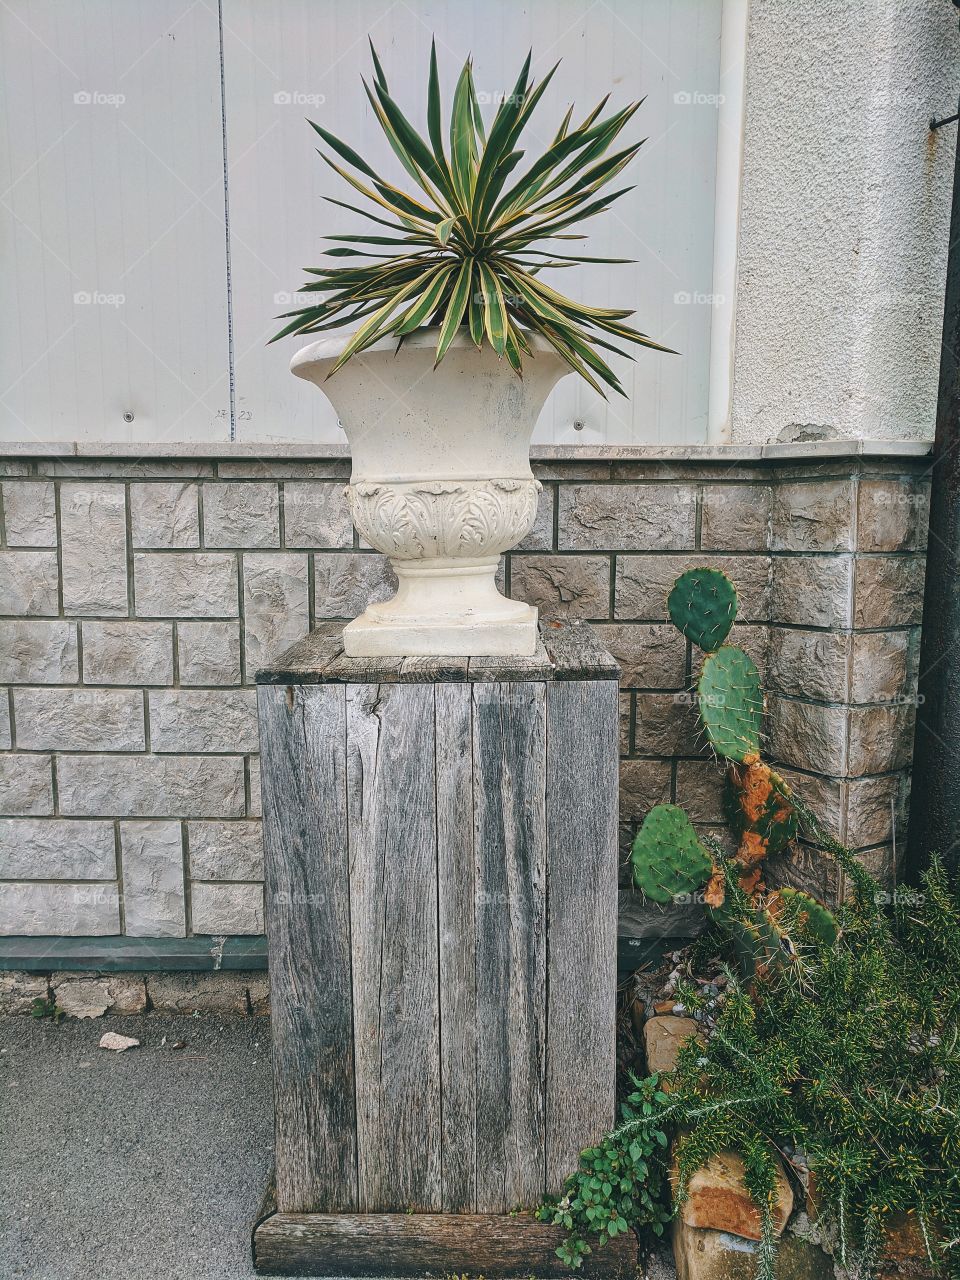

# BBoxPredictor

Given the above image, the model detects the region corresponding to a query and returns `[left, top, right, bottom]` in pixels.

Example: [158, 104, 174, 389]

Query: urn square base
[343, 606, 538, 657]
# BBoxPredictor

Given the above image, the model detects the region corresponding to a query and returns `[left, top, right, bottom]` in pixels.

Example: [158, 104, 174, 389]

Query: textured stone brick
[558, 484, 696, 551]
[51, 972, 147, 1017]
[634, 693, 704, 757]
[856, 845, 897, 892]
[591, 623, 686, 688]
[191, 882, 264, 934]
[0, 754, 53, 815]
[119, 820, 186, 937]
[0, 550, 59, 615]
[0, 881, 120, 935]
[243, 553, 310, 669]
[282, 481, 353, 548]
[699, 484, 772, 552]
[510, 554, 610, 620]
[766, 840, 842, 907]
[147, 970, 250, 1014]
[81, 620, 173, 685]
[59, 482, 128, 615]
[618, 692, 633, 755]
[177, 620, 241, 685]
[846, 775, 904, 847]
[46, 459, 211, 480]
[858, 478, 929, 552]
[57, 754, 245, 818]
[616, 555, 771, 622]
[2, 481, 56, 546]
[0, 817, 116, 879]
[0, 691, 9, 749]
[619, 759, 672, 848]
[767, 696, 848, 776]
[774, 767, 844, 841]
[134, 552, 238, 618]
[771, 556, 853, 629]
[188, 819, 263, 880]
[767, 629, 850, 702]
[129, 481, 199, 548]
[312, 552, 396, 622]
[675, 759, 727, 822]
[204, 481, 280, 548]
[0, 970, 50, 1014]
[15, 688, 145, 751]
[850, 630, 912, 704]
[218, 458, 350, 480]
[516, 484, 554, 551]
[848, 703, 916, 775]
[0, 621, 79, 683]
[644, 1016, 700, 1073]
[248, 756, 261, 817]
[771, 480, 856, 553]
[149, 689, 258, 753]
[855, 556, 925, 627]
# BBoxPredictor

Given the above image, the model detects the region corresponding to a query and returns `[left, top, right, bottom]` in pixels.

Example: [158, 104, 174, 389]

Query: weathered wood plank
[539, 620, 621, 680]
[472, 680, 548, 1213]
[435, 683, 477, 1213]
[253, 1210, 638, 1278]
[326, 651, 406, 683]
[257, 684, 357, 1213]
[545, 679, 620, 1192]
[346, 683, 442, 1211]
[401, 653, 471, 681]
[255, 623, 344, 683]
[468, 643, 553, 682]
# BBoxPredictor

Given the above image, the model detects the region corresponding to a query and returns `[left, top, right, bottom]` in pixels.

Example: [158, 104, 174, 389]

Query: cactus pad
[778, 888, 838, 946]
[631, 803, 714, 905]
[697, 646, 763, 763]
[667, 568, 738, 652]
[726, 760, 798, 865]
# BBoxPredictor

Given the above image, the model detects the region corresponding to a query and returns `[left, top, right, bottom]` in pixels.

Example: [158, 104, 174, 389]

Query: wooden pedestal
[253, 622, 626, 1277]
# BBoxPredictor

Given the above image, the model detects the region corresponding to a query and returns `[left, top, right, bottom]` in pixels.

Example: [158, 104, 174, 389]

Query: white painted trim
[706, 0, 750, 445]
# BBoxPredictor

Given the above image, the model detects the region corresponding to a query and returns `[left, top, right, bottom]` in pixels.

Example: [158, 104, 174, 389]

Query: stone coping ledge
[0, 438, 934, 462]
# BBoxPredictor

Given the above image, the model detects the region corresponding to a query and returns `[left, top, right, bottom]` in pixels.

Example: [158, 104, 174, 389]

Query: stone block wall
[0, 442, 930, 943]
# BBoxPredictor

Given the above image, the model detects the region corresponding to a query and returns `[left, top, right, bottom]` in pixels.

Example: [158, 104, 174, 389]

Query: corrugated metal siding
[1, 0, 723, 445]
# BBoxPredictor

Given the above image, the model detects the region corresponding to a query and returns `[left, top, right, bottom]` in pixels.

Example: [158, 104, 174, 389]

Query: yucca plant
[272, 40, 670, 396]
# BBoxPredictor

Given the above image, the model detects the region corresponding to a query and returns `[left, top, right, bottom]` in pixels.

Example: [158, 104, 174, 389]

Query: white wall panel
[222, 0, 723, 445]
[0, 0, 230, 443]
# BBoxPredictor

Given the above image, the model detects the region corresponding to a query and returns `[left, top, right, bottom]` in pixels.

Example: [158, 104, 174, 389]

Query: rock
[673, 1220, 834, 1280]
[676, 1150, 794, 1241]
[246, 975, 271, 1016]
[51, 973, 147, 1018]
[147, 971, 251, 1014]
[99, 1032, 140, 1052]
[881, 1212, 935, 1277]
[644, 1015, 701, 1074]
[0, 970, 49, 1014]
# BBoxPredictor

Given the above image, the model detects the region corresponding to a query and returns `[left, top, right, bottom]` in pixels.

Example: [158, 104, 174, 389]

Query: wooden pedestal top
[255, 619, 620, 685]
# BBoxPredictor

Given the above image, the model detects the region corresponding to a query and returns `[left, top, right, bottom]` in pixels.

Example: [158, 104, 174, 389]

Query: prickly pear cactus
[697, 646, 763, 763]
[668, 568, 738, 652]
[726, 760, 798, 866]
[631, 803, 714, 905]
[777, 887, 838, 946]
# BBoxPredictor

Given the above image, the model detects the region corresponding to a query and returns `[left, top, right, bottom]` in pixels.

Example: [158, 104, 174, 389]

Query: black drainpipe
[904, 84, 960, 881]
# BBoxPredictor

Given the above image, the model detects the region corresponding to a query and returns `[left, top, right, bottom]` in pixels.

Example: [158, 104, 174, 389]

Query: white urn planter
[291, 328, 569, 657]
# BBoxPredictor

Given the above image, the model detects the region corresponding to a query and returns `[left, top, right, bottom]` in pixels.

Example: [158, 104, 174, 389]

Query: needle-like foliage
[272, 39, 671, 394]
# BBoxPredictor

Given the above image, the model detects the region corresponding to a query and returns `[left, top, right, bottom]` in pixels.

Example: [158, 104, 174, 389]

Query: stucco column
[730, 0, 958, 444]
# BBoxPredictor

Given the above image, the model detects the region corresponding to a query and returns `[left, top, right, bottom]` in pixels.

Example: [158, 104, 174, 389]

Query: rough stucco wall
[732, 0, 958, 444]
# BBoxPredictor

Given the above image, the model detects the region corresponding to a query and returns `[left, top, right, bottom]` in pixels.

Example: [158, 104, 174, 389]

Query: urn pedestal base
[344, 554, 538, 657]
[253, 621, 623, 1277]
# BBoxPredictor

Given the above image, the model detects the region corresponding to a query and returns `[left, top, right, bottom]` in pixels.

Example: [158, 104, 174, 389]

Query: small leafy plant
[273, 41, 669, 393]
[30, 996, 64, 1023]
[537, 1074, 671, 1267]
